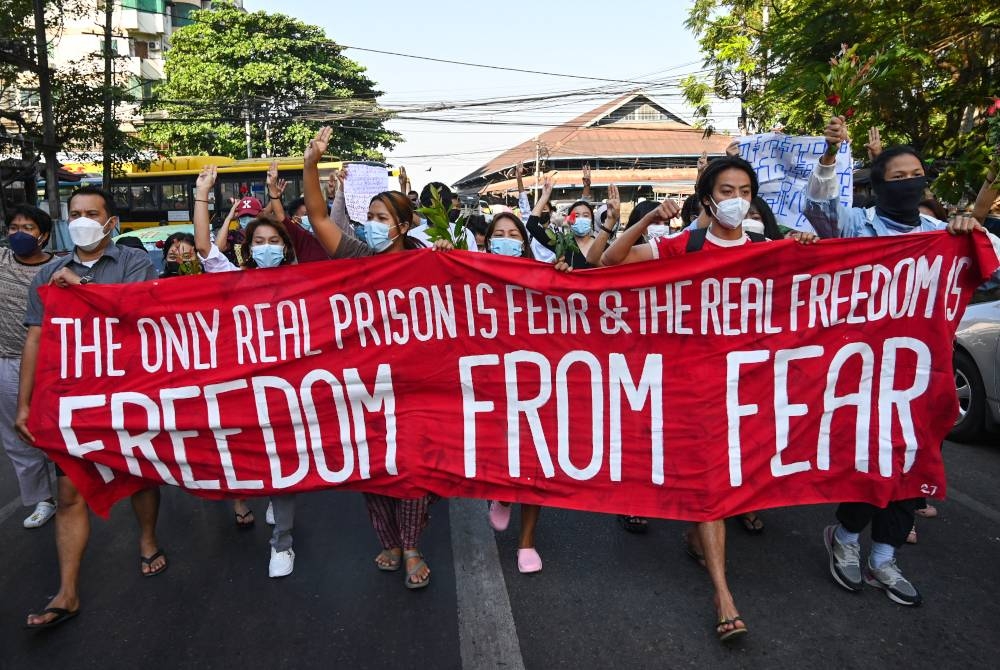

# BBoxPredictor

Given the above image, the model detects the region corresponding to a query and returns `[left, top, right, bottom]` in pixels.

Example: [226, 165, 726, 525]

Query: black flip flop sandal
[618, 515, 649, 534]
[140, 550, 168, 578]
[24, 607, 80, 630]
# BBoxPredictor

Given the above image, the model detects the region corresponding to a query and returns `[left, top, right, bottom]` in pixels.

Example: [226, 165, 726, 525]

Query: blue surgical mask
[570, 216, 592, 236]
[298, 216, 313, 233]
[363, 220, 394, 253]
[238, 215, 254, 229]
[489, 237, 523, 257]
[251, 243, 284, 268]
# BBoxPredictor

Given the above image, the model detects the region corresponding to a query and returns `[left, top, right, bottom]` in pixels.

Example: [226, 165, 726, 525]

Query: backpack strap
[685, 227, 708, 252]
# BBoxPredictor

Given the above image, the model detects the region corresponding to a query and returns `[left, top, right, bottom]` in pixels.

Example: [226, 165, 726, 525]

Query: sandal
[24, 607, 80, 630]
[683, 532, 706, 568]
[738, 512, 764, 535]
[375, 548, 401, 572]
[140, 550, 168, 578]
[716, 616, 748, 643]
[915, 504, 938, 518]
[618, 515, 649, 534]
[235, 509, 255, 529]
[403, 549, 430, 590]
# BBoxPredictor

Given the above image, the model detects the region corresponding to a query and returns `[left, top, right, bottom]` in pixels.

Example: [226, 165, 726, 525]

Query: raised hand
[326, 170, 338, 198]
[725, 142, 740, 157]
[582, 163, 591, 186]
[398, 165, 408, 192]
[865, 127, 882, 161]
[697, 150, 709, 173]
[266, 160, 279, 190]
[606, 183, 621, 222]
[541, 172, 558, 197]
[195, 165, 217, 195]
[516, 161, 524, 178]
[824, 116, 848, 151]
[305, 126, 332, 167]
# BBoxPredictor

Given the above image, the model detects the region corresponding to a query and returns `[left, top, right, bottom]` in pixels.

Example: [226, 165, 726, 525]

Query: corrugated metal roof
[455, 93, 733, 186]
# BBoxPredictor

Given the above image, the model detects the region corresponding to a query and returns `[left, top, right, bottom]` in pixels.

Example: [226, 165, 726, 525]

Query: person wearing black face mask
[0, 205, 59, 530]
[807, 115, 1000, 610]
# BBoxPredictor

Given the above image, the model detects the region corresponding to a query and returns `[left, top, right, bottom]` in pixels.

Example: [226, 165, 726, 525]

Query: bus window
[161, 183, 190, 210]
[111, 184, 130, 211]
[131, 184, 160, 210]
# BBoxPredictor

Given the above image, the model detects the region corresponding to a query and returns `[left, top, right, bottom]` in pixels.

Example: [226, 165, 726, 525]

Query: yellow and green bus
[107, 156, 390, 232]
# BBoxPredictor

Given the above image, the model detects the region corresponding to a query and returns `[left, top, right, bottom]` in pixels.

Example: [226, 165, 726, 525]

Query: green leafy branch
[545, 226, 580, 261]
[416, 185, 469, 250]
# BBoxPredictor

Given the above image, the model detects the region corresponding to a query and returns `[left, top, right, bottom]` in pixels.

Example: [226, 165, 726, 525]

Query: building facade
[454, 93, 733, 208]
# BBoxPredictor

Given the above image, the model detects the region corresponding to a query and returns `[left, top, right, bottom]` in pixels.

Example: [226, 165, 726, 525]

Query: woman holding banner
[302, 126, 438, 590]
[193, 165, 301, 579]
[480, 210, 550, 572]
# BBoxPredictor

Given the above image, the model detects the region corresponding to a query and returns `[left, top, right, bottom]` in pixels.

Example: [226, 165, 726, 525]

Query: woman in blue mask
[192, 165, 301, 579]
[303, 127, 443, 590]
[525, 174, 597, 269]
[484, 212, 535, 259]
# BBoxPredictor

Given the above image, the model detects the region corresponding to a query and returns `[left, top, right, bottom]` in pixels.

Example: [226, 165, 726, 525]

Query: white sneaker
[269, 547, 294, 578]
[265, 501, 275, 526]
[23, 501, 56, 529]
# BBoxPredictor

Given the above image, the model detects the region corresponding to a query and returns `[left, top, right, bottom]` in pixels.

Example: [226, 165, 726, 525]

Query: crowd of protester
[3, 116, 1000, 643]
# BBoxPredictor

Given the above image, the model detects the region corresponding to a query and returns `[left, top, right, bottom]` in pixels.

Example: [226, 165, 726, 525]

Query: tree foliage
[141, 2, 398, 160]
[684, 0, 1000, 201]
[0, 0, 144, 172]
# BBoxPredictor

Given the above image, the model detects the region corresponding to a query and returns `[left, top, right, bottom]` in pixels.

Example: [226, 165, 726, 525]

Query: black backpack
[684, 226, 766, 252]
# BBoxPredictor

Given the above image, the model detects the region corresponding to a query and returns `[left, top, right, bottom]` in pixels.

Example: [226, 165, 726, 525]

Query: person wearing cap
[216, 193, 264, 265]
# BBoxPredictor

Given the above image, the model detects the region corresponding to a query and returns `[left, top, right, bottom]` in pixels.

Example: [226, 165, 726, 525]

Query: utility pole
[533, 136, 540, 202]
[244, 99, 252, 159]
[102, 0, 114, 188]
[32, 0, 60, 221]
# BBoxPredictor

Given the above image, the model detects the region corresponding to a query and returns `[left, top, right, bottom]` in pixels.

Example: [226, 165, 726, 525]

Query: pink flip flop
[517, 547, 543, 573]
[489, 501, 512, 532]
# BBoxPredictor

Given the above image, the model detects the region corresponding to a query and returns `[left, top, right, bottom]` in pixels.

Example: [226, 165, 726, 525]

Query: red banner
[29, 232, 998, 519]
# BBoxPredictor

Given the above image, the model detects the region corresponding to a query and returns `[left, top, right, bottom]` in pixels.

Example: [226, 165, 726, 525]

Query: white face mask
[741, 218, 765, 236]
[69, 216, 112, 252]
[710, 197, 751, 229]
[646, 224, 671, 239]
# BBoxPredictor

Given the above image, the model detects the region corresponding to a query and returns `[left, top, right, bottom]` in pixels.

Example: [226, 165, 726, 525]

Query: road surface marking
[0, 497, 21, 525]
[948, 487, 1000, 525]
[449, 498, 526, 670]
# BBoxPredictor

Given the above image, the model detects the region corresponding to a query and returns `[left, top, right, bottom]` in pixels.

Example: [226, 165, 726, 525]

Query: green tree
[141, 1, 398, 160]
[684, 0, 1000, 201]
[1, 0, 144, 174]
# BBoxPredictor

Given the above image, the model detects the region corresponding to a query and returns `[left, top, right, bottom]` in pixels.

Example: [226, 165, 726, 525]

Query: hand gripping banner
[29, 232, 999, 519]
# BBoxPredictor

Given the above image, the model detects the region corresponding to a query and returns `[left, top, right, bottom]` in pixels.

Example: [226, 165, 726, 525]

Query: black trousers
[835, 498, 922, 548]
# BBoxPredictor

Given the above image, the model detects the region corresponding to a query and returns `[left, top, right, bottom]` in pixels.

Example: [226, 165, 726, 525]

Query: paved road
[0, 439, 997, 670]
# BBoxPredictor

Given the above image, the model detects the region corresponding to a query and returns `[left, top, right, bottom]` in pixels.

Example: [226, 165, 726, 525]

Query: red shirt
[283, 217, 333, 264]
[650, 229, 751, 259]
